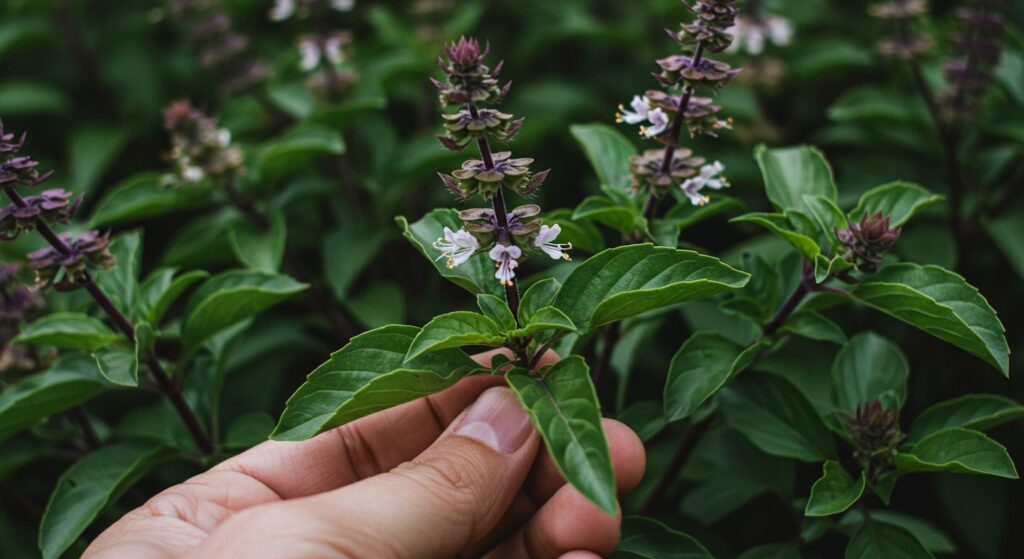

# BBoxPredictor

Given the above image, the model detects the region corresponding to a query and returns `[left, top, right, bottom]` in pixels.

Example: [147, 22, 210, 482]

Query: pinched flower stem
[469, 104, 522, 317]
[643, 43, 707, 222]
[3, 185, 216, 455]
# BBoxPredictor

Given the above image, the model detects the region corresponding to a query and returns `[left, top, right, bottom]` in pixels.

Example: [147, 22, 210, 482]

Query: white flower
[269, 0, 295, 21]
[331, 0, 356, 12]
[489, 244, 522, 286]
[533, 224, 572, 261]
[323, 35, 346, 65]
[433, 227, 479, 269]
[680, 161, 729, 206]
[298, 38, 321, 71]
[616, 95, 652, 125]
[640, 108, 670, 138]
[182, 165, 205, 183]
[217, 129, 232, 147]
[727, 15, 793, 55]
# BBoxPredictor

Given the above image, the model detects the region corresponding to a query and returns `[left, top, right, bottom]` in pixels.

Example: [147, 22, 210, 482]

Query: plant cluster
[1, 0, 1023, 558]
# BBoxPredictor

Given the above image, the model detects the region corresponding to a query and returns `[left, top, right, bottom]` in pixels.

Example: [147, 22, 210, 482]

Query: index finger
[213, 348, 558, 500]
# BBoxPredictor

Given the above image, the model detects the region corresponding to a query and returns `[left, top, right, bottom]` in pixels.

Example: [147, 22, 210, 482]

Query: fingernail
[454, 387, 532, 453]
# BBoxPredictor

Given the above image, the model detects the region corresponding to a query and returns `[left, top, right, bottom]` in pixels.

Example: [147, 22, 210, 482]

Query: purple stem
[468, 104, 521, 318]
[4, 186, 216, 455]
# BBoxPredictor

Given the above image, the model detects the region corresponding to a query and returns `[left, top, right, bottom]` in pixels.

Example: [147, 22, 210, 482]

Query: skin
[84, 349, 647, 558]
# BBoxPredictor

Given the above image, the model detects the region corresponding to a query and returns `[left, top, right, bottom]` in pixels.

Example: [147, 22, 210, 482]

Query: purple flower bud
[837, 211, 901, 273]
[162, 100, 244, 187]
[28, 231, 116, 291]
[838, 400, 906, 483]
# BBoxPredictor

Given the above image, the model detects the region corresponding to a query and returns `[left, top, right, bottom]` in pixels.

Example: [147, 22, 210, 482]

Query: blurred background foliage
[1, 0, 1023, 557]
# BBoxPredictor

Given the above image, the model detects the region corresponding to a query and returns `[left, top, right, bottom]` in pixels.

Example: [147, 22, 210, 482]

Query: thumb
[197, 386, 539, 559]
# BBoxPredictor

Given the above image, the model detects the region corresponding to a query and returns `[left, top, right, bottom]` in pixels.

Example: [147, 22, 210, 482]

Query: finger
[484, 484, 622, 559]
[211, 348, 553, 500]
[465, 419, 646, 556]
[191, 386, 542, 559]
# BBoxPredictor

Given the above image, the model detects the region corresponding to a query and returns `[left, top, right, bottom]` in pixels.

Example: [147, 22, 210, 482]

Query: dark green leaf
[664, 195, 744, 230]
[613, 516, 713, 559]
[0, 80, 69, 115]
[554, 244, 749, 333]
[896, 428, 1018, 478]
[982, 210, 1024, 281]
[806, 460, 866, 516]
[731, 213, 821, 260]
[846, 519, 934, 559]
[908, 394, 1024, 442]
[570, 123, 636, 191]
[253, 124, 346, 183]
[67, 126, 130, 195]
[542, 210, 606, 254]
[852, 263, 1009, 375]
[93, 347, 137, 387]
[518, 278, 561, 324]
[89, 173, 211, 227]
[617, 401, 668, 443]
[507, 356, 617, 514]
[781, 310, 846, 345]
[396, 209, 502, 297]
[94, 230, 142, 316]
[323, 227, 387, 300]
[12, 313, 119, 350]
[509, 306, 577, 338]
[182, 270, 307, 351]
[137, 269, 209, 326]
[802, 194, 848, 249]
[850, 182, 943, 228]
[477, 294, 517, 332]
[737, 542, 802, 559]
[573, 195, 642, 234]
[664, 333, 765, 422]
[228, 211, 287, 271]
[39, 443, 168, 559]
[405, 311, 505, 360]
[347, 283, 406, 328]
[755, 144, 837, 213]
[719, 373, 837, 462]
[0, 355, 111, 444]
[832, 332, 908, 414]
[225, 412, 277, 449]
[838, 510, 956, 555]
[272, 325, 481, 441]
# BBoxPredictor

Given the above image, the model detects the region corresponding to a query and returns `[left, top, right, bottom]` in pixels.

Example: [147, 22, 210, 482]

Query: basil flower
[489, 244, 522, 286]
[433, 227, 480, 269]
[28, 231, 116, 291]
[726, 15, 793, 55]
[640, 108, 671, 139]
[444, 152, 546, 199]
[629, 148, 705, 192]
[533, 224, 572, 261]
[837, 211, 901, 273]
[680, 161, 729, 206]
[616, 95, 653, 125]
[297, 32, 350, 71]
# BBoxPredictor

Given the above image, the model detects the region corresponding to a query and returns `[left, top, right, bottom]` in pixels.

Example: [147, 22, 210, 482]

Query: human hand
[84, 350, 646, 559]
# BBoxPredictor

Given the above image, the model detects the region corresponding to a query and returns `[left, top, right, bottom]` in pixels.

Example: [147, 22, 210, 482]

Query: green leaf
[542, 210, 606, 254]
[731, 213, 821, 260]
[477, 294, 517, 332]
[224, 412, 277, 449]
[570, 123, 636, 192]
[347, 283, 406, 328]
[405, 311, 505, 360]
[182, 270, 307, 351]
[67, 126, 130, 195]
[253, 124, 346, 183]
[518, 278, 561, 324]
[39, 443, 168, 559]
[95, 230, 142, 315]
[814, 253, 853, 284]
[137, 269, 209, 325]
[0, 80, 69, 115]
[664, 333, 765, 422]
[12, 313, 119, 350]
[396, 209, 502, 297]
[509, 306, 577, 338]
[90, 173, 211, 227]
[0, 355, 111, 444]
[93, 347, 137, 387]
[780, 309, 846, 345]
[228, 210, 287, 271]
[663, 195, 744, 230]
[737, 543, 802, 559]
[896, 428, 1018, 478]
[831, 332, 908, 414]
[845, 520, 934, 559]
[323, 226, 387, 300]
[507, 356, 617, 514]
[720, 373, 837, 462]
[806, 461, 866, 516]
[852, 263, 1009, 375]
[850, 182, 943, 228]
[838, 510, 956, 555]
[802, 194, 848, 249]
[613, 516, 713, 558]
[755, 144, 837, 213]
[908, 394, 1024, 442]
[982, 210, 1024, 281]
[617, 401, 668, 443]
[573, 195, 642, 234]
[272, 325, 480, 441]
[554, 244, 749, 333]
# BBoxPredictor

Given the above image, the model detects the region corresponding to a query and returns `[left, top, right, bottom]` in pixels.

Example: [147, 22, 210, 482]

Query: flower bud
[838, 400, 906, 483]
[837, 211, 901, 273]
